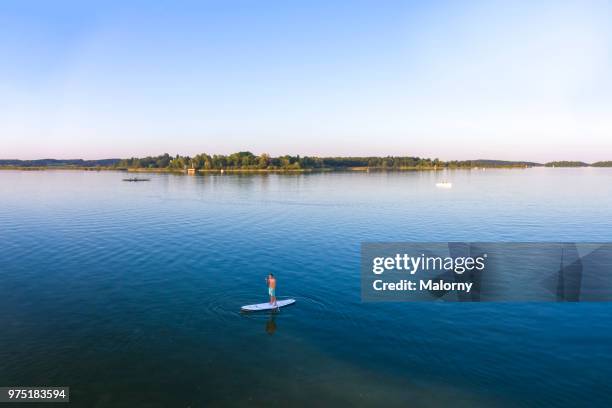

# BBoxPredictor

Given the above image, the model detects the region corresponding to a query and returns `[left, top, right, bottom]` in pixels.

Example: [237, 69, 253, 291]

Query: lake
[1, 168, 611, 407]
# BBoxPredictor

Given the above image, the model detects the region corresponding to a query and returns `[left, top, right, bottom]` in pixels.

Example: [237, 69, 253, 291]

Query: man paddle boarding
[266, 273, 277, 306]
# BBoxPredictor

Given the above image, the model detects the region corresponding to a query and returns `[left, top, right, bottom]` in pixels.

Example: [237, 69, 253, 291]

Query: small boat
[435, 181, 452, 188]
[122, 178, 150, 182]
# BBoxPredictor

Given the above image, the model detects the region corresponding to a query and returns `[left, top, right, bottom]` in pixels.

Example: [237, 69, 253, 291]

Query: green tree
[258, 153, 271, 169]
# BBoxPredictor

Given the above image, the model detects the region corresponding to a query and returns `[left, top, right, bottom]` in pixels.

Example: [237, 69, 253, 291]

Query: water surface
[1, 169, 611, 407]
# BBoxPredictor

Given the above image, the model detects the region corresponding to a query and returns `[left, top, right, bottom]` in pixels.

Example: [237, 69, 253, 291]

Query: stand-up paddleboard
[241, 299, 296, 312]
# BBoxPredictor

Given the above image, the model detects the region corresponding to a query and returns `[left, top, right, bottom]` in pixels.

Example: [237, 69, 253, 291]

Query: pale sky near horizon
[1, 1, 611, 161]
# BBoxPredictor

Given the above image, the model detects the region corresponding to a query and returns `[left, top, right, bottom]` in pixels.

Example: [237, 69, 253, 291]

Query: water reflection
[265, 312, 277, 335]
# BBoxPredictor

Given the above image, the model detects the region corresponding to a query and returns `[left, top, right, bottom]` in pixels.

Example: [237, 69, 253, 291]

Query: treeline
[115, 152, 444, 170]
[113, 153, 535, 170]
[116, 152, 307, 170]
[3, 155, 612, 170]
[544, 161, 589, 167]
[110, 155, 612, 170]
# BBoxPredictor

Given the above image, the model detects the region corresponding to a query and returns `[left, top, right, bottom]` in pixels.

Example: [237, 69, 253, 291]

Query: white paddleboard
[241, 299, 296, 311]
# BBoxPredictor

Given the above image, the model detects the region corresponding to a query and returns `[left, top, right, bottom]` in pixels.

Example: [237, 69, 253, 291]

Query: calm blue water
[1, 169, 611, 407]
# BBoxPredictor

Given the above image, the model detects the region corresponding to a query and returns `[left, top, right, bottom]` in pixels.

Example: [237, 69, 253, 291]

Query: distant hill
[591, 161, 612, 167]
[0, 159, 121, 167]
[544, 161, 589, 167]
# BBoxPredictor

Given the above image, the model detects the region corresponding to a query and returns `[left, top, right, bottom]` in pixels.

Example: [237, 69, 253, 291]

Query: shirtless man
[266, 274, 277, 305]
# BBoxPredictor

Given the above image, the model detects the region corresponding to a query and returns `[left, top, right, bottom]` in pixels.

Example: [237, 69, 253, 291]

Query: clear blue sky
[1, 0, 611, 161]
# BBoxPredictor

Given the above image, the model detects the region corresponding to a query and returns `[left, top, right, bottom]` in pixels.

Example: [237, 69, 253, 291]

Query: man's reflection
[265, 313, 277, 335]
